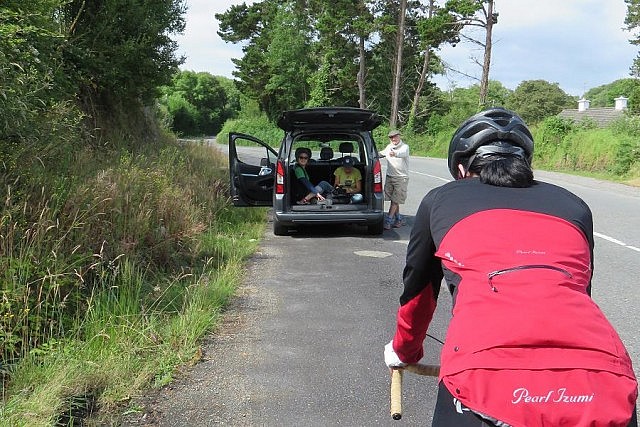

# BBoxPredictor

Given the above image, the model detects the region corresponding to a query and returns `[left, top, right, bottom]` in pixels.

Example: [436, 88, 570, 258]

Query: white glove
[384, 341, 407, 368]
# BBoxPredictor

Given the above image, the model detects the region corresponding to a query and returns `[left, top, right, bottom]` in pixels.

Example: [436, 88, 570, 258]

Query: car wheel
[273, 220, 288, 236]
[367, 219, 384, 235]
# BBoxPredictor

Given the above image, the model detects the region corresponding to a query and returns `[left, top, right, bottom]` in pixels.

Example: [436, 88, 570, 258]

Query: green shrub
[217, 115, 282, 147]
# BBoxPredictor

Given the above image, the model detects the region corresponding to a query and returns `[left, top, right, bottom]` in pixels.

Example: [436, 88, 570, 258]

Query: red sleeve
[392, 284, 437, 363]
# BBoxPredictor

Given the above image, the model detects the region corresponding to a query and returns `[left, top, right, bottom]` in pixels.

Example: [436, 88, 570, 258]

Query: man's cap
[342, 156, 355, 167]
[388, 129, 401, 137]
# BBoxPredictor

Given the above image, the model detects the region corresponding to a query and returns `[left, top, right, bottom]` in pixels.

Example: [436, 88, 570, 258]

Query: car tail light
[372, 159, 383, 193]
[276, 160, 285, 194]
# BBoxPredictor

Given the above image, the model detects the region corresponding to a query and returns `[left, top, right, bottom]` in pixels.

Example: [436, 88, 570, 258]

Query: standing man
[380, 129, 410, 230]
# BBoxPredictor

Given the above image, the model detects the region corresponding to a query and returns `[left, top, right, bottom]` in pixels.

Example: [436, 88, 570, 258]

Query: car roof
[276, 107, 383, 132]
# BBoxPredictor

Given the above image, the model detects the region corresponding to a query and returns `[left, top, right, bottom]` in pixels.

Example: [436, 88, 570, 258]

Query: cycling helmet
[448, 107, 534, 179]
[342, 156, 356, 167]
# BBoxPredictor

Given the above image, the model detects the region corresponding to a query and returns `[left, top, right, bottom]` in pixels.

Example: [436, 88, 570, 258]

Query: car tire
[273, 220, 288, 236]
[367, 219, 384, 235]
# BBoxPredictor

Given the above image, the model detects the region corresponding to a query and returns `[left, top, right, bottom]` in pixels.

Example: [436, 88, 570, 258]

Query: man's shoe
[384, 216, 393, 230]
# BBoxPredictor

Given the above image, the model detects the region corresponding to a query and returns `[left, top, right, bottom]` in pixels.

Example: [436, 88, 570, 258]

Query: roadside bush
[531, 116, 576, 168]
[532, 115, 640, 177]
[608, 116, 640, 176]
[217, 114, 282, 147]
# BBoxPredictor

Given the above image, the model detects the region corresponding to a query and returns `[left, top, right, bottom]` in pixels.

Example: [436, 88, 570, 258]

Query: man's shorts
[384, 175, 408, 204]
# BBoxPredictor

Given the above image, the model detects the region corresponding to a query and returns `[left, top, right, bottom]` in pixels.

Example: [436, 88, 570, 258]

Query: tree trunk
[479, 0, 494, 107]
[408, 0, 434, 129]
[358, 35, 366, 108]
[390, 0, 407, 128]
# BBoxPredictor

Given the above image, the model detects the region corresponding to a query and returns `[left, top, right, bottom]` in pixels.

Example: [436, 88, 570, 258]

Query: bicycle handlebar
[390, 363, 440, 420]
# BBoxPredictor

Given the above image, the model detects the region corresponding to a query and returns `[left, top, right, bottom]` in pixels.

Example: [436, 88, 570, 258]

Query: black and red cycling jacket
[392, 177, 638, 426]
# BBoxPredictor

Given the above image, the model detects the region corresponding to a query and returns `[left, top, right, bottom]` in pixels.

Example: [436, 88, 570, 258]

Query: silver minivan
[228, 107, 385, 235]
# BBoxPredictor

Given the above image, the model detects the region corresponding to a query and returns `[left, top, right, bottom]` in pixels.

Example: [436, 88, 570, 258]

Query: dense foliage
[1, 0, 186, 149]
[1, 0, 189, 400]
[505, 80, 575, 124]
[584, 78, 640, 109]
[158, 71, 241, 136]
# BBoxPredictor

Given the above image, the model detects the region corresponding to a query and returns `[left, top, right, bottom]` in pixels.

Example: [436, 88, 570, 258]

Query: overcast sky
[173, 0, 638, 97]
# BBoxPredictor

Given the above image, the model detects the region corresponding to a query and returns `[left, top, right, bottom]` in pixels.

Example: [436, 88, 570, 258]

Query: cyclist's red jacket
[393, 177, 638, 426]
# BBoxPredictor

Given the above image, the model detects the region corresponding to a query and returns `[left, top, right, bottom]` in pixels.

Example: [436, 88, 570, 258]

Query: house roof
[557, 107, 624, 127]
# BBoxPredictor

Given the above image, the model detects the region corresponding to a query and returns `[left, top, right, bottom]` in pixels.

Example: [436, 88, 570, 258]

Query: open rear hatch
[277, 107, 382, 132]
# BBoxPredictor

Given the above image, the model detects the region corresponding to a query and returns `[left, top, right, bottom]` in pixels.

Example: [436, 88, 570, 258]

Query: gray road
[122, 153, 639, 426]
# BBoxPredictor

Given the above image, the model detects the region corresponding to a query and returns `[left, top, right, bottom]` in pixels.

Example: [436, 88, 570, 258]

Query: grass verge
[0, 136, 267, 425]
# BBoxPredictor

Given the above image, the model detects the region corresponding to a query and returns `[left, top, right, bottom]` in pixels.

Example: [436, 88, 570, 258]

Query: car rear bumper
[274, 210, 384, 226]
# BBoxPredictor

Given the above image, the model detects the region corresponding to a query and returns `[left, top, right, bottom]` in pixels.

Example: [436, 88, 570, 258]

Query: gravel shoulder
[120, 249, 278, 426]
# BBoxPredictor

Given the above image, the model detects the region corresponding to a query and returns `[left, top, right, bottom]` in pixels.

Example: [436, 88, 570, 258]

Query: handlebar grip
[390, 368, 403, 420]
[405, 363, 440, 377]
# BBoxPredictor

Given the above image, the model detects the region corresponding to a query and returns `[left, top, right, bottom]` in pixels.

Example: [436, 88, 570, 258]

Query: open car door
[229, 132, 279, 207]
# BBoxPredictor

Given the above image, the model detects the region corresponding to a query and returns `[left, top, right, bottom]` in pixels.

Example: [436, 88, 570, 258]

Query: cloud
[173, 0, 253, 77]
[434, 0, 636, 95]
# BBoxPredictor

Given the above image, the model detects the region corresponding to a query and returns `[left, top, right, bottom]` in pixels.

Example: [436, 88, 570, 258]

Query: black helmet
[342, 156, 355, 167]
[448, 107, 534, 179]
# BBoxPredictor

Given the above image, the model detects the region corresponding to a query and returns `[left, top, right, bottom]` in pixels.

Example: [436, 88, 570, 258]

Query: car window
[236, 143, 277, 167]
[290, 136, 365, 163]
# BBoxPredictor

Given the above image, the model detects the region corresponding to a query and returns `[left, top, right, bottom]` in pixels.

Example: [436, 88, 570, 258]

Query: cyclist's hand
[384, 341, 407, 368]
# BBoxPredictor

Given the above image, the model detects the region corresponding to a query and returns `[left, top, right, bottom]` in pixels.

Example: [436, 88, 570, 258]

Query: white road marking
[354, 250, 393, 258]
[410, 170, 450, 183]
[594, 232, 640, 252]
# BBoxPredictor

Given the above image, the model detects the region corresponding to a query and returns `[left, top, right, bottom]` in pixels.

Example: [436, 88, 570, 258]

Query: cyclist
[384, 107, 638, 426]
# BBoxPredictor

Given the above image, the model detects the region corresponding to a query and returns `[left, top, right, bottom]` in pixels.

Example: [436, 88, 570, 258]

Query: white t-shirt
[380, 140, 410, 177]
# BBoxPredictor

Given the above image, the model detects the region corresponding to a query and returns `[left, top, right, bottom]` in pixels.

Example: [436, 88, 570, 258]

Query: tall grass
[1, 131, 267, 424]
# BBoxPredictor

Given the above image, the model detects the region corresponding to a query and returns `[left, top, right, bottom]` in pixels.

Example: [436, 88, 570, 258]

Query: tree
[366, 0, 424, 123]
[583, 78, 640, 107]
[351, 0, 377, 108]
[0, 1, 69, 140]
[477, 0, 496, 107]
[217, 1, 315, 120]
[60, 0, 186, 112]
[262, 3, 315, 117]
[506, 80, 574, 124]
[160, 71, 230, 136]
[215, 0, 486, 126]
[431, 80, 510, 131]
[624, 0, 640, 78]
[309, 0, 373, 108]
[216, 76, 242, 121]
[389, 0, 408, 128]
[444, 0, 497, 106]
[406, 0, 474, 131]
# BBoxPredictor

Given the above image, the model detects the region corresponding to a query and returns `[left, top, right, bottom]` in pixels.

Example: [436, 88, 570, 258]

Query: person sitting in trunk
[333, 156, 362, 195]
[293, 147, 333, 204]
